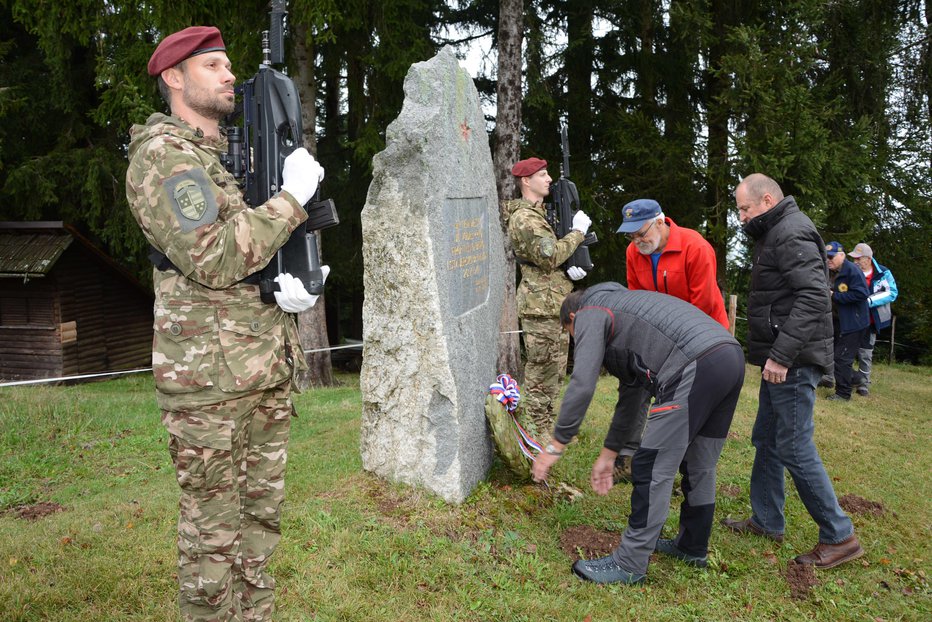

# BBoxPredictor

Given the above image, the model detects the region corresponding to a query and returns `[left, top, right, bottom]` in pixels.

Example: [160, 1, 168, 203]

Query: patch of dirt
[10, 501, 65, 521]
[838, 493, 885, 517]
[559, 525, 619, 562]
[718, 483, 742, 498]
[363, 479, 413, 528]
[784, 560, 820, 600]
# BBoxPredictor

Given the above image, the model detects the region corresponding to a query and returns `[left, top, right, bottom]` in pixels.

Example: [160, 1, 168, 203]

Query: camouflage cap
[148, 26, 226, 76]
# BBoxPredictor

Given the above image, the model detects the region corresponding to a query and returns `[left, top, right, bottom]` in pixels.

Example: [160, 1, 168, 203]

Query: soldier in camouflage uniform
[126, 27, 326, 622]
[502, 157, 592, 435]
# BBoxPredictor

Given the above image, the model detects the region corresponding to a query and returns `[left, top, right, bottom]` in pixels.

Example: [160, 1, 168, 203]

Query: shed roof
[0, 224, 73, 277]
[0, 222, 151, 297]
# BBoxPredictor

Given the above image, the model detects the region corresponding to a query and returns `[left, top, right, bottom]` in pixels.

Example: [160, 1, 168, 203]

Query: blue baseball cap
[825, 241, 843, 257]
[616, 199, 662, 233]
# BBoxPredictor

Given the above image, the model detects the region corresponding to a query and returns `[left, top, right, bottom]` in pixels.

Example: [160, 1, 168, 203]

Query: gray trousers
[853, 330, 877, 387]
[612, 344, 745, 574]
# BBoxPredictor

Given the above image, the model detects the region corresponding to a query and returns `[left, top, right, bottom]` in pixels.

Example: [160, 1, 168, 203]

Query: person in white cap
[847, 243, 898, 396]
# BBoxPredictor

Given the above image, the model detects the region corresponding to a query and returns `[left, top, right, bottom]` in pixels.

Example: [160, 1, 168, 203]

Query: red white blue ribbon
[489, 373, 520, 412]
[489, 374, 543, 461]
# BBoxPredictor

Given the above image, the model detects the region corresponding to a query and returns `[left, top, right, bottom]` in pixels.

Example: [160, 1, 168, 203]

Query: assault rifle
[223, 0, 338, 303]
[547, 125, 597, 271]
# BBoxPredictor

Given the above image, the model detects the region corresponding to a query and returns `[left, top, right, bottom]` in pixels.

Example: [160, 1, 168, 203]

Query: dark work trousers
[834, 327, 869, 398]
[613, 343, 745, 575]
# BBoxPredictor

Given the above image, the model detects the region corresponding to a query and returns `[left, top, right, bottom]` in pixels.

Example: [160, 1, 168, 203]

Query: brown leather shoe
[720, 517, 784, 543]
[794, 534, 864, 568]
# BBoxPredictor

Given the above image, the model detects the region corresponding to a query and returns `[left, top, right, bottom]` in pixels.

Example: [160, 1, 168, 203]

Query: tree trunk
[292, 22, 334, 388]
[493, 0, 524, 378]
[566, 0, 595, 184]
[925, 0, 932, 172]
[704, 0, 736, 288]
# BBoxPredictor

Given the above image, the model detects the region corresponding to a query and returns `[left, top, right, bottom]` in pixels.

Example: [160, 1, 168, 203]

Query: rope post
[728, 294, 738, 336]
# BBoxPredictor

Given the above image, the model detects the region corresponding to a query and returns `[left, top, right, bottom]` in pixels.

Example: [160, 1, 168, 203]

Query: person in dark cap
[610, 198, 729, 483]
[501, 157, 592, 435]
[722, 173, 863, 571]
[126, 26, 326, 622]
[824, 241, 870, 401]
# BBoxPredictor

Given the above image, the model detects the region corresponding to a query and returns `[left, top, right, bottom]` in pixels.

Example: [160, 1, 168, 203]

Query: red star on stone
[460, 119, 471, 141]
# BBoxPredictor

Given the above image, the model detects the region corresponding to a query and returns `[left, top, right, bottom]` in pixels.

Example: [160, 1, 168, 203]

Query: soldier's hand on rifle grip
[567, 266, 587, 281]
[281, 147, 325, 206]
[273, 266, 329, 313]
[572, 210, 592, 235]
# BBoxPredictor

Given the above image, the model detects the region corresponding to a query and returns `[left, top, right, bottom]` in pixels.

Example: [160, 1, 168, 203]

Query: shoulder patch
[539, 237, 555, 258]
[163, 168, 218, 233]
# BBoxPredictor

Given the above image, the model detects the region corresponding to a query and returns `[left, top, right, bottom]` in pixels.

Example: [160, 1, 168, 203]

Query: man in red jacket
[611, 199, 729, 482]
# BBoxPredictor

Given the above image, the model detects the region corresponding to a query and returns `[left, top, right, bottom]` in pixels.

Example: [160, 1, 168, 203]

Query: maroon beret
[147, 26, 226, 76]
[511, 157, 547, 178]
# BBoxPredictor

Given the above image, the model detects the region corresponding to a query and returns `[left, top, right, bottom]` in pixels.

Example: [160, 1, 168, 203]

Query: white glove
[571, 210, 592, 235]
[281, 148, 325, 206]
[273, 266, 330, 313]
[567, 266, 587, 281]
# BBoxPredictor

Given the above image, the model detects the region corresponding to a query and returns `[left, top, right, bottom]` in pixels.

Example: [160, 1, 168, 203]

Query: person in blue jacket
[824, 241, 870, 401]
[848, 243, 898, 396]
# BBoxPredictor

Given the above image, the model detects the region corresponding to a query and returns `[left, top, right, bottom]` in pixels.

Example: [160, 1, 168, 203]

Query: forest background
[1, 0, 930, 375]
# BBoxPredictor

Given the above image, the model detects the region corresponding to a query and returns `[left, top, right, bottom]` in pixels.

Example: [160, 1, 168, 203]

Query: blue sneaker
[654, 538, 708, 568]
[572, 555, 646, 584]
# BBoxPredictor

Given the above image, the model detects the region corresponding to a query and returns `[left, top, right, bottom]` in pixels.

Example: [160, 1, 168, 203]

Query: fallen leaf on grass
[879, 557, 891, 565]
[9, 557, 17, 566]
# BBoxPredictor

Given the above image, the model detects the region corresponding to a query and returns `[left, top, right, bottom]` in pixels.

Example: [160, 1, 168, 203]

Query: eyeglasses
[625, 219, 656, 241]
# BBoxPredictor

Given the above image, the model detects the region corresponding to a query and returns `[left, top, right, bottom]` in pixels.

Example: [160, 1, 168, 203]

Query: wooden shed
[0, 222, 153, 383]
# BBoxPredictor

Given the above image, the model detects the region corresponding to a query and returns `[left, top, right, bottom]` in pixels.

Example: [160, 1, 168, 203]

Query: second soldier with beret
[502, 157, 593, 436]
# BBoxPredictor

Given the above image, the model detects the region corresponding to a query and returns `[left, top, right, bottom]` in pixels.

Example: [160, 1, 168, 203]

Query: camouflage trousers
[519, 315, 569, 436]
[162, 382, 294, 622]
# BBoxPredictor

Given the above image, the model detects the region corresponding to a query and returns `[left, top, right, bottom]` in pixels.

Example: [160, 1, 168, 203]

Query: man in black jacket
[723, 173, 863, 569]
[531, 283, 745, 584]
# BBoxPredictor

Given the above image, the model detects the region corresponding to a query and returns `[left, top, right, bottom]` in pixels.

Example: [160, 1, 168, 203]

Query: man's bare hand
[762, 358, 789, 384]
[590, 448, 618, 496]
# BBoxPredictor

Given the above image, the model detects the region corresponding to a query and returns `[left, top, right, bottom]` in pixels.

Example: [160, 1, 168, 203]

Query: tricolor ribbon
[488, 374, 543, 461]
[489, 373, 521, 412]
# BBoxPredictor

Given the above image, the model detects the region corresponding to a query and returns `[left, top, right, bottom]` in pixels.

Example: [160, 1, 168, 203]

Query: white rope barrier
[0, 367, 153, 388]
[0, 335, 510, 387]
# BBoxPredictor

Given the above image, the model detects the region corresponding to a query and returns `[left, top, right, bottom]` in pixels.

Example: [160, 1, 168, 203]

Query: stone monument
[359, 46, 505, 504]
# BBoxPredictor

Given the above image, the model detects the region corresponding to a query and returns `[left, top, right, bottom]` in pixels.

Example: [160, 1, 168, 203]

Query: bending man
[532, 283, 745, 584]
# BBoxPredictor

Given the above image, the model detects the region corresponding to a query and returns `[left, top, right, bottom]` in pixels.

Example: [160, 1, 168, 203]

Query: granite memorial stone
[359, 46, 505, 504]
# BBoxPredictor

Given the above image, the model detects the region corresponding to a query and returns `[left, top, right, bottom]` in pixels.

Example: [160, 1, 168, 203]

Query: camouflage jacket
[126, 113, 309, 405]
[502, 198, 584, 318]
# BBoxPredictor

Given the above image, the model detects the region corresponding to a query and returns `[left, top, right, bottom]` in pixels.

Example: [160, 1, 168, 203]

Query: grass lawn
[0, 363, 929, 621]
